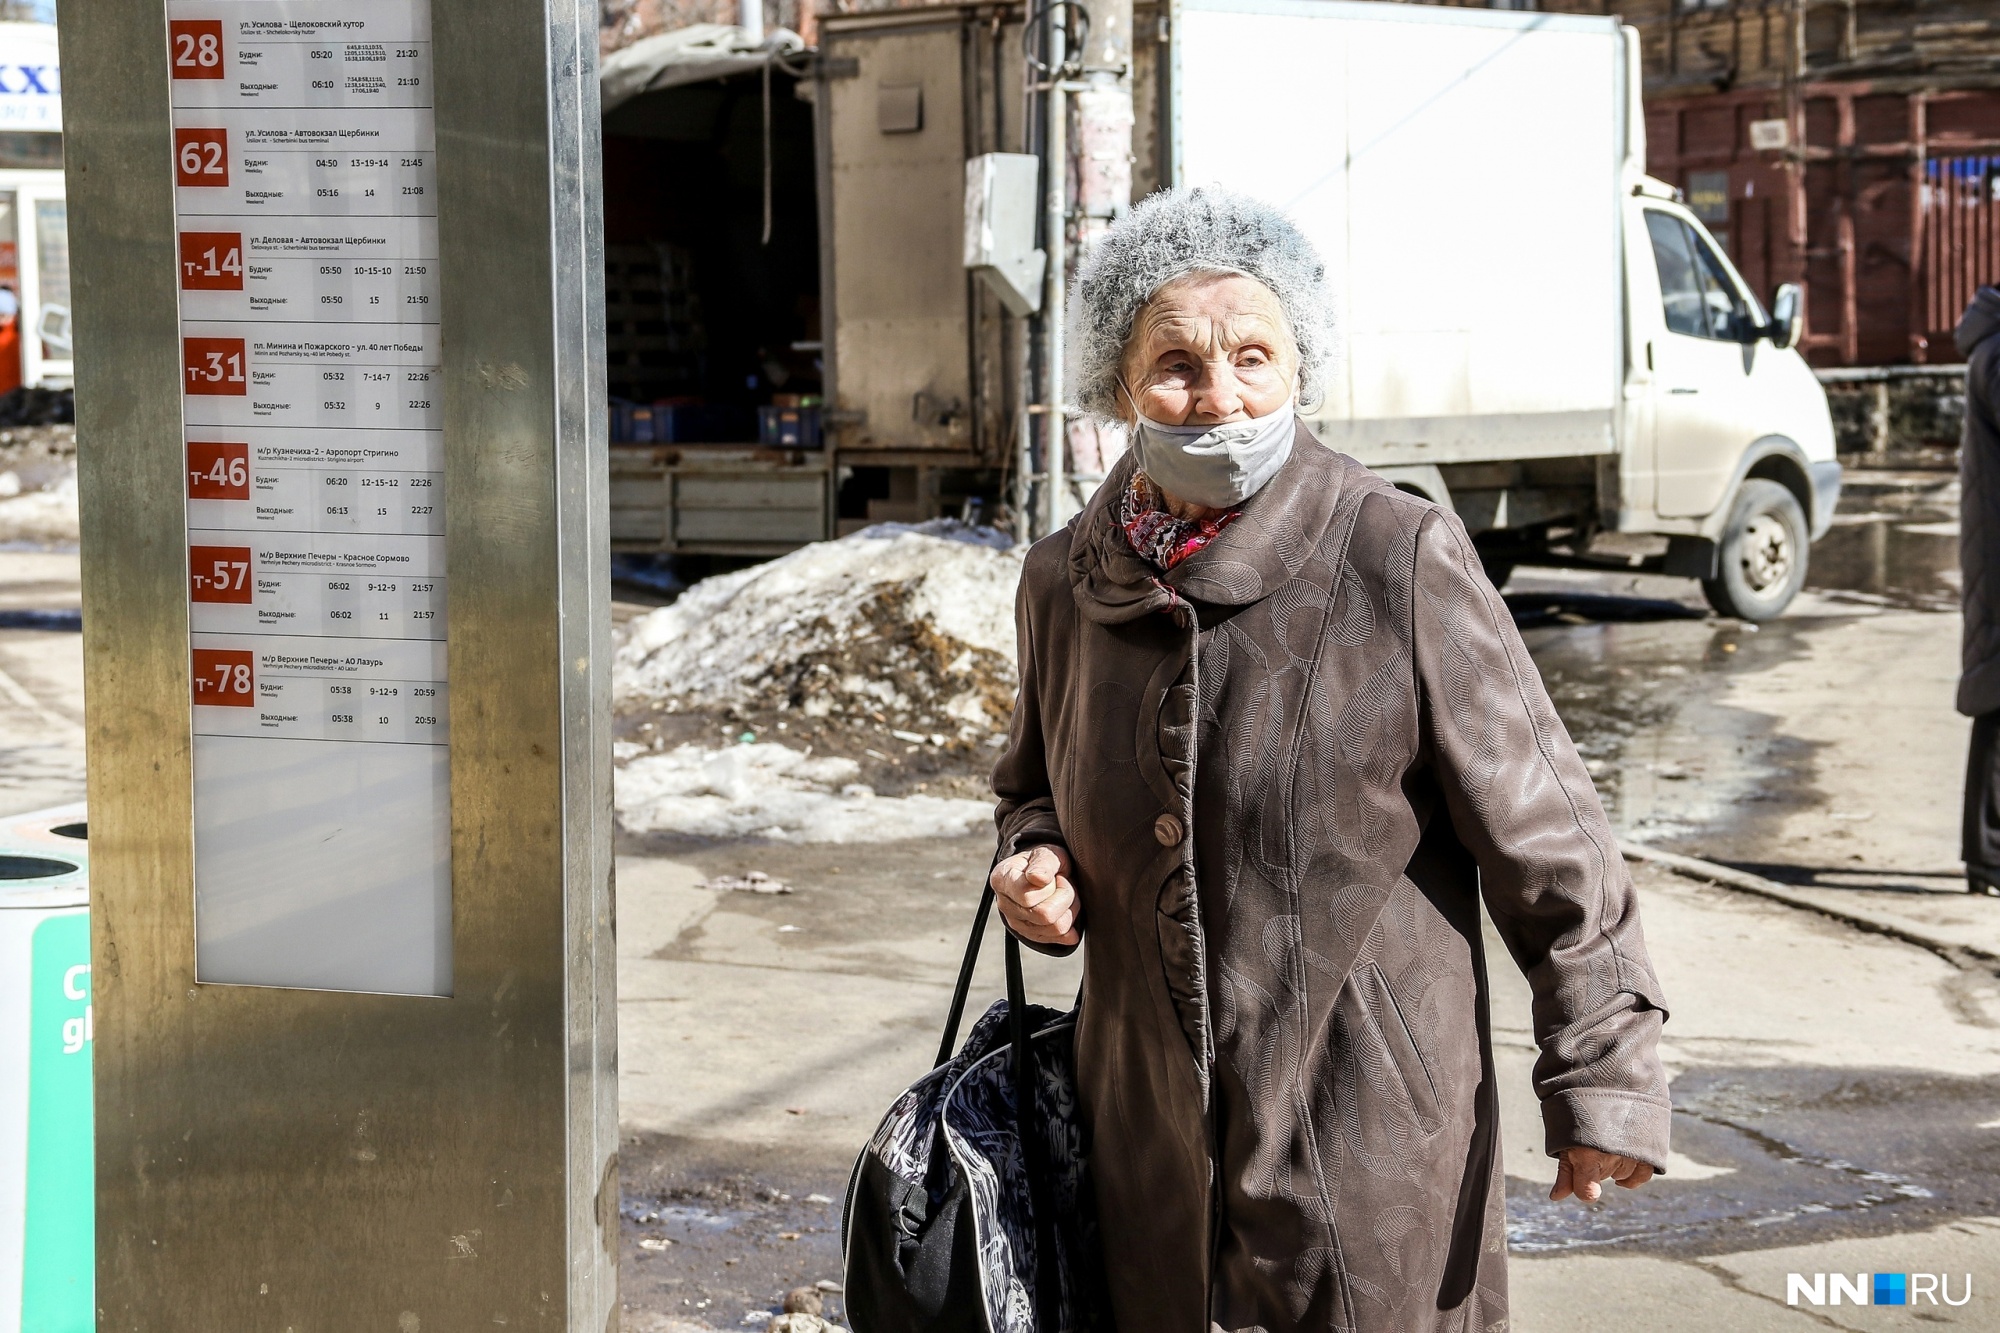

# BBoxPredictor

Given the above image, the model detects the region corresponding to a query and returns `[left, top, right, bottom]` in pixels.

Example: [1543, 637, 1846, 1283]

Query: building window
[1684, 170, 1731, 225]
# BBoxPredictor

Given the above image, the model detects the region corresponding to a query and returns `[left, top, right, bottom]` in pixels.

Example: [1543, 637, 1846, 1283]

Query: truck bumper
[1809, 459, 1843, 539]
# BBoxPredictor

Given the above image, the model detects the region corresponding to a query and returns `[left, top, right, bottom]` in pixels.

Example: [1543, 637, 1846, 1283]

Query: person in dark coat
[988, 188, 1671, 1333]
[1957, 285, 2000, 894]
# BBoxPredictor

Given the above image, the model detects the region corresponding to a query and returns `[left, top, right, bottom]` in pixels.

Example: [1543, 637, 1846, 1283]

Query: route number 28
[169, 21, 225, 80]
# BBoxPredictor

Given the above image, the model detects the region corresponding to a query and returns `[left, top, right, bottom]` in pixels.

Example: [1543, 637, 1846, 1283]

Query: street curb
[1618, 841, 2000, 974]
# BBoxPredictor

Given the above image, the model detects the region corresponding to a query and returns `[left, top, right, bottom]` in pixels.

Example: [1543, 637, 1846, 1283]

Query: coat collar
[1069, 421, 1352, 625]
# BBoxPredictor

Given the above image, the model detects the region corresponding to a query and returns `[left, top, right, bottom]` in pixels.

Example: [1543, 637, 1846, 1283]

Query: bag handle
[1003, 908, 1061, 1330]
[937, 840, 1052, 1065]
[934, 882, 998, 1068]
[936, 868, 1063, 1332]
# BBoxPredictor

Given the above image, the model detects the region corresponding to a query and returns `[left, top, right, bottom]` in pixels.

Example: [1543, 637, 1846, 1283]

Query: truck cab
[1614, 177, 1841, 619]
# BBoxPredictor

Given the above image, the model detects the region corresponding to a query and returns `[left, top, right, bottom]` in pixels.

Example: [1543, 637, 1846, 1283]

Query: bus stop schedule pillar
[61, 0, 614, 1320]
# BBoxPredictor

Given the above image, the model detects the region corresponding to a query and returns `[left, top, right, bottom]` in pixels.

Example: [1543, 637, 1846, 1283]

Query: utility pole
[1038, 7, 1068, 540]
[1074, 0, 1135, 252]
[1033, 0, 1133, 540]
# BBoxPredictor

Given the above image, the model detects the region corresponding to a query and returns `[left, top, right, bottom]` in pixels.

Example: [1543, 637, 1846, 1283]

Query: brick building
[1521, 0, 2000, 368]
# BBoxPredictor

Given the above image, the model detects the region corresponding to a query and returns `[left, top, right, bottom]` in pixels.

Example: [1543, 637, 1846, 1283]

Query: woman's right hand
[990, 844, 1082, 948]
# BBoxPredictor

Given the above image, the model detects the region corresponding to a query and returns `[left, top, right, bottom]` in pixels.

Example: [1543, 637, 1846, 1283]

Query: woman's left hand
[1549, 1147, 1655, 1203]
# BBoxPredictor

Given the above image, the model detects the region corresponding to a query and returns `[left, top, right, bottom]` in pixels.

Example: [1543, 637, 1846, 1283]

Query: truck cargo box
[1171, 0, 1631, 467]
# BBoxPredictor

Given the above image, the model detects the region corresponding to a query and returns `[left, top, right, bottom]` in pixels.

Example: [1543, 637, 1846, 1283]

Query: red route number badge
[189, 545, 253, 605]
[180, 232, 244, 291]
[187, 442, 250, 500]
[192, 649, 255, 708]
[174, 127, 229, 187]
[168, 21, 226, 79]
[183, 337, 247, 396]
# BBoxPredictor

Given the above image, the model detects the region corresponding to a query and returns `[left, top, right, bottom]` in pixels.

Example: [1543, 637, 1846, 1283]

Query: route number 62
[174, 128, 230, 186]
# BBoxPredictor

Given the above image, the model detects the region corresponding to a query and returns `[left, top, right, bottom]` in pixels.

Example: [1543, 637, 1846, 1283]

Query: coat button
[1153, 813, 1184, 846]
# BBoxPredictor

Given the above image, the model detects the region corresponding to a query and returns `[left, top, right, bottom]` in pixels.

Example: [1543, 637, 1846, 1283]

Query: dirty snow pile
[614, 520, 1023, 738]
[615, 740, 993, 842]
[611, 521, 1026, 841]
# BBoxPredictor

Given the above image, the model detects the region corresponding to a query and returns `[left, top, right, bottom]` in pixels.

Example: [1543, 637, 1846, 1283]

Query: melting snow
[0, 466, 76, 546]
[616, 742, 994, 843]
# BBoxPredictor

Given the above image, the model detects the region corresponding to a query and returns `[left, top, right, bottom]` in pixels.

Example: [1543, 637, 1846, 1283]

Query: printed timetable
[170, 0, 451, 996]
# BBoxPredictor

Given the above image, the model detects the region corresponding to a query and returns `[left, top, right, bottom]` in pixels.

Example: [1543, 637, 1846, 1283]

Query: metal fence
[1919, 155, 2000, 352]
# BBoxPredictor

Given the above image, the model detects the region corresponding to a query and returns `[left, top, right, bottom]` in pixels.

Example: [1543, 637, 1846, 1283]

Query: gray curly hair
[1065, 186, 1335, 422]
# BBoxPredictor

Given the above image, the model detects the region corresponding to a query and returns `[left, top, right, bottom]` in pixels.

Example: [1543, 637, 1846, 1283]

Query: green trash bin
[0, 804, 89, 1333]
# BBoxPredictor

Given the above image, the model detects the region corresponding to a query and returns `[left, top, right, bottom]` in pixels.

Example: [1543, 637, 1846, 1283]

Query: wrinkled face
[1117, 272, 1299, 426]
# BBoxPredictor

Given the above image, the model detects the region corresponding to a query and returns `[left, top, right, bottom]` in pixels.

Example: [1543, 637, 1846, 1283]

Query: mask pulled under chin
[1129, 400, 1297, 509]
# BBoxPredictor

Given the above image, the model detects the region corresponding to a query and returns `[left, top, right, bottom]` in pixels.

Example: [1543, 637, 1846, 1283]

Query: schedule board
[72, 0, 617, 1317]
[168, 0, 449, 996]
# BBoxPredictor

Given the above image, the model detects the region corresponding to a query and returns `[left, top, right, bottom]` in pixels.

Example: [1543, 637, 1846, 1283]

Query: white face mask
[1127, 398, 1297, 509]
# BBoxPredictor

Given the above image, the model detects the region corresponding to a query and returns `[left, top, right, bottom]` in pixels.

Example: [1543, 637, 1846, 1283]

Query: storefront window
[35, 198, 68, 361]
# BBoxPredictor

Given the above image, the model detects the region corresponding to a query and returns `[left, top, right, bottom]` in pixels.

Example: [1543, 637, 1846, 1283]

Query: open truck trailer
[600, 12, 1049, 562]
[607, 0, 1841, 619]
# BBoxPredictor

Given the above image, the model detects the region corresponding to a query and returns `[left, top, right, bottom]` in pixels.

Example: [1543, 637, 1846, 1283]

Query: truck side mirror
[1766, 283, 1803, 350]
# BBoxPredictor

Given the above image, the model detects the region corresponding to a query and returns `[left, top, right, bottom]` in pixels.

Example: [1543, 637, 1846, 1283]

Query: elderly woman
[988, 188, 1672, 1331]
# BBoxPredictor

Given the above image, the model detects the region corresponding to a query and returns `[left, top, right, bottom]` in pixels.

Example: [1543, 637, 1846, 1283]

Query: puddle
[622, 1197, 750, 1234]
[1507, 478, 1958, 849]
[1507, 1065, 2000, 1257]
[1805, 475, 1959, 611]
[1519, 613, 1811, 844]
[619, 1135, 849, 1331]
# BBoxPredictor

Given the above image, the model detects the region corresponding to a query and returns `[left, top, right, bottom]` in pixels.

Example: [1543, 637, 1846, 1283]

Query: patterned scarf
[1116, 471, 1241, 571]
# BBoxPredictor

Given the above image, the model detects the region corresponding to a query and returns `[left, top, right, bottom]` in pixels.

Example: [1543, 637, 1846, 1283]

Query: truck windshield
[1646, 209, 1753, 342]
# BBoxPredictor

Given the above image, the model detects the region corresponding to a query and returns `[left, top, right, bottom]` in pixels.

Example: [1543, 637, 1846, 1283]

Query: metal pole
[1070, 0, 1134, 505]
[1041, 11, 1068, 538]
[1074, 0, 1134, 250]
[1014, 318, 1033, 542]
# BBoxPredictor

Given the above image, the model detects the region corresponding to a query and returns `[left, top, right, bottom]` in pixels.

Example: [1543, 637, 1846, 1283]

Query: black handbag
[841, 884, 1110, 1333]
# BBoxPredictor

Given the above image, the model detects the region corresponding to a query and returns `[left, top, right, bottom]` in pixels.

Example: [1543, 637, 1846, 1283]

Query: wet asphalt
[1509, 475, 1992, 1262]
[1507, 1064, 2000, 1258]
[616, 473, 1992, 1325]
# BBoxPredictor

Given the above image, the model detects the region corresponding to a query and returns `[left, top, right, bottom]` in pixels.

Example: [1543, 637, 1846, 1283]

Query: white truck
[807, 0, 1839, 619]
[1168, 0, 1838, 619]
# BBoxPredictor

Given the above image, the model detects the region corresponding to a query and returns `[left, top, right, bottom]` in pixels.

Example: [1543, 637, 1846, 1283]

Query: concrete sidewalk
[1626, 841, 2000, 967]
[1496, 861, 2000, 1330]
[1516, 1219, 2000, 1332]
[613, 844, 2000, 1332]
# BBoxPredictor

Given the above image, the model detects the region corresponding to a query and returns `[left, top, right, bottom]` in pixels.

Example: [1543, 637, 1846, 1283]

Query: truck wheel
[1701, 478, 1808, 621]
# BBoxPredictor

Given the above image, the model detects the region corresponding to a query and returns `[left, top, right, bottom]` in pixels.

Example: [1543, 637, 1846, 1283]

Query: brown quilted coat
[992, 430, 1672, 1333]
